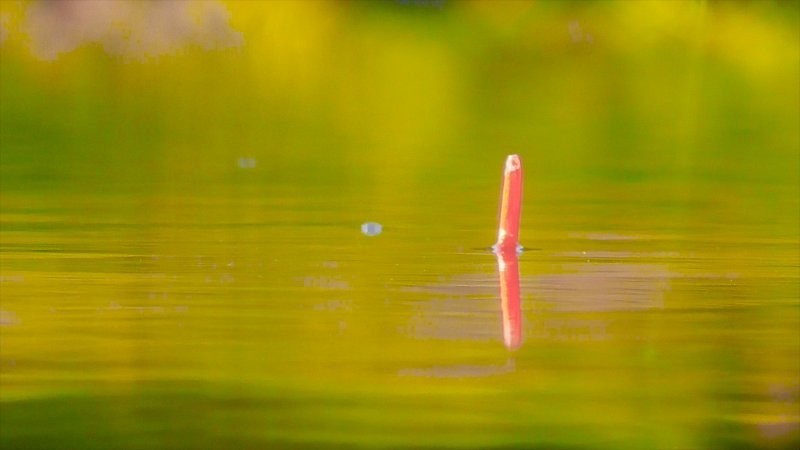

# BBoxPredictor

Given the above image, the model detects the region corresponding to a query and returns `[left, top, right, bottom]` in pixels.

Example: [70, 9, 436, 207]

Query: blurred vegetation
[1, 0, 797, 189]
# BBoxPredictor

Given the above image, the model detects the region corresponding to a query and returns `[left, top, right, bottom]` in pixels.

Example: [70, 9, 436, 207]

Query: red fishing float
[495, 154, 523, 252]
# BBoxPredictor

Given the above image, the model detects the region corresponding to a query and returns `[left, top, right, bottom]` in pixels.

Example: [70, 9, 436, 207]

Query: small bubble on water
[237, 157, 257, 169]
[361, 222, 382, 236]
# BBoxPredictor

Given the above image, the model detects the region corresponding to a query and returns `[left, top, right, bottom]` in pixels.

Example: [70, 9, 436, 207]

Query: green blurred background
[1, 1, 798, 449]
[2, 0, 797, 194]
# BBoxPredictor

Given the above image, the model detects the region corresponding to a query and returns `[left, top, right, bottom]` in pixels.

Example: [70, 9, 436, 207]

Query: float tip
[505, 154, 521, 173]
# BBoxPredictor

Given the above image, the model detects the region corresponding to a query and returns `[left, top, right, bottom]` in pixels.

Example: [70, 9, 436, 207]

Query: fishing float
[494, 154, 523, 350]
[494, 154, 523, 254]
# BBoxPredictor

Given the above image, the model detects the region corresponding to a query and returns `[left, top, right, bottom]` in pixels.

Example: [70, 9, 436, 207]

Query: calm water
[1, 164, 798, 449]
[1, 1, 799, 448]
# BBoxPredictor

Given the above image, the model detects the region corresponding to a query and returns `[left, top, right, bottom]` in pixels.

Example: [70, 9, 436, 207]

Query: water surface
[1, 1, 798, 448]
[1, 170, 798, 449]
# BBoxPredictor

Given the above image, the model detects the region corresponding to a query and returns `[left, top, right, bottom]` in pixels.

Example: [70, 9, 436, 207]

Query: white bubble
[237, 157, 257, 169]
[361, 222, 382, 236]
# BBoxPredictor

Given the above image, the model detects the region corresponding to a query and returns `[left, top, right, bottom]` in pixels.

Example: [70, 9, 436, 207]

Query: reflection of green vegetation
[1, 1, 798, 449]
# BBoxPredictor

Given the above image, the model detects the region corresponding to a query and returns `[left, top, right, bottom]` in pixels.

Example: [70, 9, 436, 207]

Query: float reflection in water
[497, 248, 522, 350]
